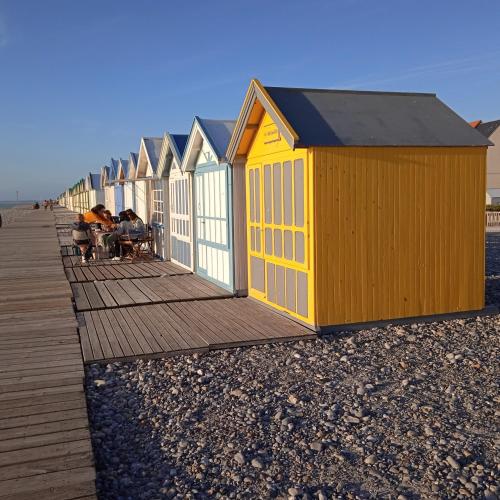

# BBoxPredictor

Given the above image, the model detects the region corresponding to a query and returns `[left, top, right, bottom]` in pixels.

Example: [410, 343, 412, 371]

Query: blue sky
[0, 0, 499, 200]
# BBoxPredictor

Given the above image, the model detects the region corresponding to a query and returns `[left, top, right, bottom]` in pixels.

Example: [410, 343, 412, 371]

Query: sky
[0, 0, 499, 200]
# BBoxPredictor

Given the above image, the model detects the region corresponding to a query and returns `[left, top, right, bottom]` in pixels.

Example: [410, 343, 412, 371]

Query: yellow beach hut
[226, 79, 491, 331]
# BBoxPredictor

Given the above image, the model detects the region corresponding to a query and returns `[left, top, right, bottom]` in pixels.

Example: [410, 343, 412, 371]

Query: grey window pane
[294, 159, 304, 227]
[249, 170, 255, 223]
[297, 271, 308, 317]
[283, 161, 292, 226]
[275, 265, 285, 307]
[265, 228, 272, 255]
[284, 230, 293, 260]
[255, 169, 261, 223]
[286, 268, 296, 312]
[274, 229, 282, 258]
[255, 227, 261, 253]
[250, 227, 255, 251]
[295, 231, 305, 263]
[251, 256, 265, 292]
[273, 163, 282, 225]
[264, 164, 272, 224]
[266, 263, 275, 304]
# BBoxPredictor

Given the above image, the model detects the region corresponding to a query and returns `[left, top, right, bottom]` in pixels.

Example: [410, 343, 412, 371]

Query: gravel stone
[84, 234, 500, 498]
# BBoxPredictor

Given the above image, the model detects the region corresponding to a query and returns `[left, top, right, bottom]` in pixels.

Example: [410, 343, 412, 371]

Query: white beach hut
[123, 152, 138, 211]
[163, 134, 193, 270]
[101, 165, 115, 212]
[134, 137, 162, 223]
[181, 117, 245, 292]
[84, 172, 104, 209]
[154, 133, 189, 261]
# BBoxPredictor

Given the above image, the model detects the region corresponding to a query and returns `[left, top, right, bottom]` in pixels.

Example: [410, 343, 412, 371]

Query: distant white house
[471, 120, 500, 204]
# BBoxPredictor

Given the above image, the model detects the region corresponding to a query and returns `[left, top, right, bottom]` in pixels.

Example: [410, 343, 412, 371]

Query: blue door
[114, 184, 124, 214]
[194, 163, 233, 291]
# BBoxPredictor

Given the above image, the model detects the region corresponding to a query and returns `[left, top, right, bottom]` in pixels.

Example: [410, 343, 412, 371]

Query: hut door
[194, 165, 232, 290]
[247, 156, 310, 322]
[170, 174, 192, 269]
[246, 164, 266, 299]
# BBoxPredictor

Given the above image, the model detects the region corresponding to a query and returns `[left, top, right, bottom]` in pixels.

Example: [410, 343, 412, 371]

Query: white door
[195, 164, 232, 290]
[169, 172, 192, 269]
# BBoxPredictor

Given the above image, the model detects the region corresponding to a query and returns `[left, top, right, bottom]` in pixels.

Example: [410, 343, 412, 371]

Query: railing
[486, 211, 500, 227]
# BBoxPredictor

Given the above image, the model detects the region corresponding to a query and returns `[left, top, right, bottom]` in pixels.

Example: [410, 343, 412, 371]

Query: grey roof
[119, 159, 129, 178]
[171, 134, 189, 158]
[197, 118, 236, 158]
[144, 138, 163, 174]
[476, 120, 500, 138]
[109, 158, 119, 180]
[90, 173, 101, 189]
[129, 152, 138, 169]
[264, 86, 492, 147]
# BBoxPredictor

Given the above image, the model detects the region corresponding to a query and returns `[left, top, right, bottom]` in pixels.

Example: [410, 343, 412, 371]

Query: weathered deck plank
[80, 298, 315, 363]
[0, 207, 96, 498]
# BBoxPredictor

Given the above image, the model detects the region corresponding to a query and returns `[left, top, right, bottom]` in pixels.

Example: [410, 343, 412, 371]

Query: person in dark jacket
[72, 213, 94, 263]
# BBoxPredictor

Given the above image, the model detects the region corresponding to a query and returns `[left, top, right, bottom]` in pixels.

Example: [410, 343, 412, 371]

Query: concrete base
[318, 305, 499, 335]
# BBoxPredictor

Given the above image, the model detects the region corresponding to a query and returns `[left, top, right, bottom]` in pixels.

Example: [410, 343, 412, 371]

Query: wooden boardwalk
[78, 298, 314, 363]
[57, 208, 315, 364]
[65, 261, 189, 283]
[0, 207, 96, 499]
[71, 274, 232, 312]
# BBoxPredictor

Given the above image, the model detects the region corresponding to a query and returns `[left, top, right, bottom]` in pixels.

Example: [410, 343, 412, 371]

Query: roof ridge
[264, 85, 436, 97]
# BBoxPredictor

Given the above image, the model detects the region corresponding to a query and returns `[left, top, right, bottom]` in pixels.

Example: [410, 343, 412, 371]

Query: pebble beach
[84, 234, 500, 500]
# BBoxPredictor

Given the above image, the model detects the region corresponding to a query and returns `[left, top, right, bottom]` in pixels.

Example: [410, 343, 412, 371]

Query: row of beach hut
[59, 79, 492, 331]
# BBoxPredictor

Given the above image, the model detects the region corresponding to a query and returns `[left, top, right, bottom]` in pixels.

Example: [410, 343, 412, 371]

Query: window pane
[273, 163, 282, 225]
[274, 229, 282, 257]
[295, 231, 305, 263]
[264, 164, 272, 224]
[255, 169, 261, 223]
[249, 170, 254, 223]
[283, 161, 292, 226]
[265, 228, 272, 255]
[284, 230, 293, 260]
[294, 159, 304, 227]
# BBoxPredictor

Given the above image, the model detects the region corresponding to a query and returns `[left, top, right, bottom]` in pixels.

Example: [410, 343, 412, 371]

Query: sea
[0, 200, 35, 209]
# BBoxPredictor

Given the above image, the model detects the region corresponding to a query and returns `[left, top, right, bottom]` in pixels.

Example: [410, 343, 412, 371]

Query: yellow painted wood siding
[245, 112, 315, 325]
[312, 146, 486, 327]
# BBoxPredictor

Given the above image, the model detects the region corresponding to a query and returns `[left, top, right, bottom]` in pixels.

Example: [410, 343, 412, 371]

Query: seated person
[102, 210, 116, 231]
[125, 209, 146, 237]
[72, 214, 94, 264]
[83, 204, 107, 226]
[108, 210, 145, 260]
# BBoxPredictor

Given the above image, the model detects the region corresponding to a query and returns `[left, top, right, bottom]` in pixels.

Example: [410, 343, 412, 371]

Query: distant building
[471, 119, 500, 204]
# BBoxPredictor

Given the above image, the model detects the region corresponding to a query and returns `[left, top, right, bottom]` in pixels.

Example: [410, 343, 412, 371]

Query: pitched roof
[144, 137, 163, 175]
[227, 80, 491, 159]
[118, 158, 129, 179]
[100, 165, 110, 188]
[129, 152, 138, 169]
[90, 173, 101, 189]
[197, 118, 236, 158]
[476, 120, 500, 138]
[157, 133, 189, 177]
[469, 120, 482, 128]
[265, 85, 492, 147]
[170, 134, 189, 159]
[109, 158, 119, 181]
